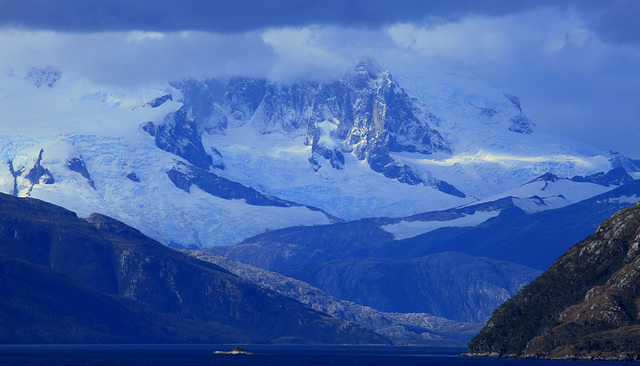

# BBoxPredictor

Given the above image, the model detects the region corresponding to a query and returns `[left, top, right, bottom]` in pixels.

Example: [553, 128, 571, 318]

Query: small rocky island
[212, 346, 254, 355]
[467, 202, 640, 361]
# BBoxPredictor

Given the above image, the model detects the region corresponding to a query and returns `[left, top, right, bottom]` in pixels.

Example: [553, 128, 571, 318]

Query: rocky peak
[354, 58, 383, 80]
[148, 60, 463, 195]
[610, 152, 640, 173]
[142, 107, 216, 170]
[348, 58, 386, 89]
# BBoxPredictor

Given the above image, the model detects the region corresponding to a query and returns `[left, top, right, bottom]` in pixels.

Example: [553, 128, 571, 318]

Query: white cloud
[382, 9, 640, 158]
[0, 30, 276, 86]
[386, 9, 594, 71]
[262, 27, 348, 82]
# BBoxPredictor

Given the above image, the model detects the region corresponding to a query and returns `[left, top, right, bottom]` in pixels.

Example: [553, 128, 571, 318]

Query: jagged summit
[350, 57, 386, 85]
[157, 60, 454, 192]
[354, 58, 383, 77]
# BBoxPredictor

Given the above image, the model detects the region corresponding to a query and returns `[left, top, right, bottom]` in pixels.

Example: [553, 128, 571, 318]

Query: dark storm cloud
[0, 0, 478, 32]
[2, 0, 637, 45]
[590, 0, 640, 46]
[0, 0, 597, 32]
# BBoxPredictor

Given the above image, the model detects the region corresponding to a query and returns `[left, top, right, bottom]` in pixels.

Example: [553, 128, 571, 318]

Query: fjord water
[0, 345, 624, 366]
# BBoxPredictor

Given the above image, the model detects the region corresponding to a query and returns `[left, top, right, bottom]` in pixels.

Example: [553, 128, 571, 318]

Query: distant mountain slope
[208, 179, 640, 326]
[378, 179, 640, 270]
[225, 179, 640, 271]
[467, 200, 640, 360]
[190, 251, 483, 345]
[0, 192, 386, 344]
[210, 239, 540, 324]
[276, 253, 540, 323]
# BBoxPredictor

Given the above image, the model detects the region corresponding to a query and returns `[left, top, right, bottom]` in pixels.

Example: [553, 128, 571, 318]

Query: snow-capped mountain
[0, 67, 334, 247]
[0, 60, 636, 248]
[2, 60, 639, 342]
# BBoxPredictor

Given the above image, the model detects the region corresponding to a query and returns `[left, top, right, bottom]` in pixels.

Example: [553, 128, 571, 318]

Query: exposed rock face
[166, 161, 292, 207]
[24, 149, 55, 187]
[610, 152, 640, 173]
[165, 161, 336, 219]
[67, 156, 95, 189]
[0, 192, 386, 344]
[571, 167, 634, 187]
[126, 172, 140, 182]
[6, 149, 56, 197]
[145, 93, 173, 108]
[24, 66, 62, 88]
[142, 109, 215, 170]
[467, 200, 640, 360]
[150, 59, 461, 194]
[503, 92, 534, 134]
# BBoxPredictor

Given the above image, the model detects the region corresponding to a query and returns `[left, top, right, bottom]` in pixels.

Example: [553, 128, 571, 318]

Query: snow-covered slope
[379, 167, 634, 241]
[0, 61, 636, 247]
[395, 72, 614, 199]
[0, 68, 333, 246]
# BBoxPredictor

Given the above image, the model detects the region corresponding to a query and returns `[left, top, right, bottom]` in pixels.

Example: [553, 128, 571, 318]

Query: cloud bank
[0, 0, 638, 157]
[1, 0, 638, 45]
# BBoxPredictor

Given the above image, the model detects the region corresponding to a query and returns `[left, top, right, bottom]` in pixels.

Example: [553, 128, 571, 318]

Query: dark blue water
[0, 344, 624, 365]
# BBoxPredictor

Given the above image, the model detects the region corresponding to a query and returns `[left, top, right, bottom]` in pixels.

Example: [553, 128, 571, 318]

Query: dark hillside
[0, 192, 386, 344]
[467, 201, 640, 360]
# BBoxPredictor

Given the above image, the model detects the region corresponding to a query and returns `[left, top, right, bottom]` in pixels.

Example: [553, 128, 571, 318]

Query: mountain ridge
[190, 250, 483, 345]
[0, 192, 386, 344]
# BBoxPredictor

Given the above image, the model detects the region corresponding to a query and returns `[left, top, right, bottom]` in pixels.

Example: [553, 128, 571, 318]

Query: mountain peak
[353, 57, 384, 79]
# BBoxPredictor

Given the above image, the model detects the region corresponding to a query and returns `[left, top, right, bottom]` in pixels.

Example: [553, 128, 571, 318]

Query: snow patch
[596, 195, 640, 205]
[471, 177, 614, 214]
[381, 210, 501, 240]
[317, 119, 339, 149]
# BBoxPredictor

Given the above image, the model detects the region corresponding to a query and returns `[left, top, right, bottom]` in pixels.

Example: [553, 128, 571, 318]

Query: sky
[0, 0, 639, 158]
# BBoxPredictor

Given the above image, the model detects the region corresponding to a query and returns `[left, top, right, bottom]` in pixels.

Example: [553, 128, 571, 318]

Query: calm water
[0, 344, 625, 366]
